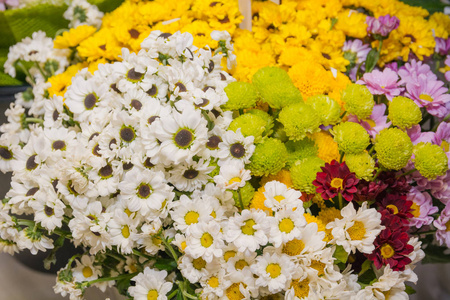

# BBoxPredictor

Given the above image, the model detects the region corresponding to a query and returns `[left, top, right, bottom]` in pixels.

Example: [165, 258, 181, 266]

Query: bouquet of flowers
[1, 0, 450, 299]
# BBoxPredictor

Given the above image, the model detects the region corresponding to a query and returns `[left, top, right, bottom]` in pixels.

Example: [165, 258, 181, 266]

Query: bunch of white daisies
[0, 30, 425, 300]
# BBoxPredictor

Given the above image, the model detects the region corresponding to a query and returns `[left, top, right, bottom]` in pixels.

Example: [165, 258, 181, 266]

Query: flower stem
[237, 189, 245, 211]
[81, 272, 139, 288]
[25, 118, 44, 124]
[17, 61, 36, 85]
[413, 230, 435, 236]
[132, 249, 155, 260]
[338, 192, 344, 210]
[168, 290, 178, 299]
[372, 168, 382, 181]
[160, 233, 179, 261]
[397, 168, 416, 178]
[339, 151, 344, 163]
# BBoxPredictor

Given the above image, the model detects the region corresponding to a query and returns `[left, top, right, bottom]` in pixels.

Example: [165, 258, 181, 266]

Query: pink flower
[366, 15, 400, 37]
[435, 37, 450, 56]
[348, 103, 391, 138]
[342, 39, 371, 64]
[356, 68, 403, 100]
[433, 203, 450, 248]
[406, 125, 435, 145]
[434, 122, 450, 167]
[398, 59, 437, 85]
[445, 56, 450, 82]
[405, 74, 450, 118]
[0, 0, 19, 10]
[407, 187, 438, 228]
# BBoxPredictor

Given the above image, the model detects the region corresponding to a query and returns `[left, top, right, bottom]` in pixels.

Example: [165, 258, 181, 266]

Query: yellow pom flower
[288, 61, 332, 100]
[260, 169, 293, 188]
[77, 28, 122, 62]
[312, 131, 340, 163]
[334, 10, 368, 39]
[250, 186, 272, 212]
[54, 25, 97, 49]
[304, 213, 329, 241]
[47, 63, 87, 98]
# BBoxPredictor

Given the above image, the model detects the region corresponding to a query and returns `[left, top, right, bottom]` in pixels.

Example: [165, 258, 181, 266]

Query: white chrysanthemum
[63, 0, 104, 28]
[327, 202, 384, 254]
[72, 255, 102, 283]
[107, 209, 140, 255]
[128, 267, 173, 300]
[263, 180, 303, 211]
[168, 159, 214, 192]
[184, 221, 224, 263]
[217, 129, 255, 166]
[223, 209, 270, 255]
[354, 266, 408, 300]
[213, 160, 251, 190]
[153, 108, 208, 165]
[198, 269, 227, 299]
[281, 223, 326, 258]
[251, 252, 294, 293]
[226, 251, 257, 274]
[17, 227, 54, 255]
[269, 206, 307, 248]
[137, 220, 164, 255]
[30, 194, 65, 232]
[179, 254, 221, 283]
[222, 269, 258, 300]
[170, 195, 213, 232]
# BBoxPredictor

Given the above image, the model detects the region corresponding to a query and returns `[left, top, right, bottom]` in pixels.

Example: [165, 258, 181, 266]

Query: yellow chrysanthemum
[288, 61, 332, 99]
[311, 131, 340, 163]
[303, 213, 327, 237]
[309, 40, 349, 72]
[429, 12, 450, 39]
[232, 48, 276, 82]
[182, 20, 218, 49]
[53, 25, 97, 49]
[260, 169, 293, 188]
[316, 207, 341, 242]
[279, 47, 315, 67]
[88, 58, 108, 74]
[334, 10, 367, 39]
[77, 28, 122, 62]
[249, 186, 271, 212]
[47, 63, 87, 98]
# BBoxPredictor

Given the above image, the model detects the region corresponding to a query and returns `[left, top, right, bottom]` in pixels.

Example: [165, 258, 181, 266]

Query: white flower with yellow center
[263, 180, 302, 211]
[285, 268, 321, 300]
[199, 269, 227, 299]
[222, 269, 258, 300]
[281, 223, 326, 259]
[179, 253, 221, 283]
[223, 209, 270, 255]
[128, 267, 173, 300]
[184, 221, 224, 263]
[170, 195, 213, 233]
[327, 202, 384, 254]
[226, 251, 257, 274]
[251, 252, 294, 293]
[72, 255, 102, 283]
[213, 160, 251, 190]
[269, 206, 307, 248]
[107, 209, 140, 255]
[355, 266, 408, 300]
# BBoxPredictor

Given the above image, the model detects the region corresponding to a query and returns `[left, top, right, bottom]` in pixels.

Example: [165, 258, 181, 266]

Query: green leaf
[365, 48, 380, 73]
[358, 266, 377, 285]
[88, 0, 124, 13]
[422, 244, 450, 264]
[333, 245, 349, 264]
[154, 258, 178, 272]
[116, 276, 132, 295]
[358, 259, 372, 276]
[0, 12, 16, 50]
[399, 0, 446, 14]
[405, 284, 416, 295]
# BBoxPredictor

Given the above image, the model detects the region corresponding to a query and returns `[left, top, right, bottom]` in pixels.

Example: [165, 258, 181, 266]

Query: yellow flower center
[224, 250, 236, 262]
[129, 263, 137, 273]
[192, 257, 206, 270]
[290, 278, 310, 298]
[410, 202, 420, 218]
[419, 94, 434, 102]
[446, 220, 450, 232]
[208, 276, 219, 288]
[442, 140, 449, 152]
[229, 177, 242, 185]
[330, 178, 343, 189]
[241, 219, 256, 235]
[211, 210, 216, 218]
[282, 239, 305, 256]
[386, 204, 399, 214]
[122, 225, 130, 238]
[82, 266, 93, 278]
[124, 208, 133, 217]
[364, 119, 377, 128]
[274, 195, 285, 202]
[310, 260, 326, 277]
[235, 259, 249, 270]
[201, 232, 214, 248]
[152, 236, 162, 246]
[346, 221, 366, 240]
[147, 290, 158, 300]
[380, 243, 395, 259]
[226, 283, 245, 300]
[181, 241, 187, 251]
[279, 218, 295, 233]
[184, 211, 199, 225]
[266, 263, 282, 278]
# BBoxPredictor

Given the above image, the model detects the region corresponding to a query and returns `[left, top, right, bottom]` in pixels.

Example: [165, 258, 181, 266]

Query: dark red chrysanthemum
[354, 180, 388, 202]
[377, 193, 413, 225]
[366, 220, 414, 271]
[312, 160, 359, 201]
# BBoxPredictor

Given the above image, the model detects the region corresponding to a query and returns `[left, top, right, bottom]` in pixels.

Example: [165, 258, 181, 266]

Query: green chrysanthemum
[290, 156, 325, 194]
[345, 152, 376, 181]
[330, 122, 370, 154]
[252, 66, 303, 109]
[232, 181, 255, 208]
[247, 109, 274, 137]
[229, 113, 266, 143]
[388, 96, 422, 129]
[223, 81, 259, 111]
[342, 84, 374, 120]
[307, 95, 341, 126]
[285, 138, 318, 168]
[413, 142, 448, 179]
[278, 103, 321, 141]
[248, 138, 288, 176]
[374, 128, 413, 171]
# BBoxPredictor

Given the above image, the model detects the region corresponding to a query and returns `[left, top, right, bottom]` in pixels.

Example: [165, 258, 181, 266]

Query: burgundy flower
[377, 172, 412, 196]
[377, 193, 413, 224]
[367, 225, 414, 271]
[354, 179, 388, 202]
[313, 160, 359, 201]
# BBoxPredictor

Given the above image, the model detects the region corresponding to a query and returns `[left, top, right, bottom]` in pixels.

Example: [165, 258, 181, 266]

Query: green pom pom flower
[345, 152, 375, 181]
[252, 66, 303, 109]
[374, 128, 413, 170]
[248, 138, 288, 176]
[223, 81, 259, 111]
[229, 113, 267, 143]
[342, 84, 374, 119]
[388, 96, 422, 129]
[331, 122, 370, 154]
[290, 156, 325, 194]
[232, 181, 255, 208]
[307, 95, 341, 126]
[285, 138, 318, 168]
[278, 103, 321, 141]
[247, 109, 274, 137]
[413, 142, 448, 179]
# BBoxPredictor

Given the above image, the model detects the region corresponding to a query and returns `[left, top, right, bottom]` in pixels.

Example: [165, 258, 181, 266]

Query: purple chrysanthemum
[407, 125, 435, 145]
[435, 37, 450, 56]
[445, 56, 450, 82]
[366, 15, 400, 37]
[433, 203, 450, 248]
[343, 39, 371, 64]
[357, 68, 403, 100]
[407, 187, 438, 228]
[348, 103, 390, 138]
[398, 59, 437, 85]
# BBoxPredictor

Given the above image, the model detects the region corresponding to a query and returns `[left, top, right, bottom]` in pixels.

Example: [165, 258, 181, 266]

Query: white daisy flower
[184, 221, 224, 263]
[128, 267, 173, 300]
[198, 269, 227, 299]
[281, 223, 326, 258]
[168, 159, 214, 192]
[263, 180, 303, 211]
[108, 209, 140, 255]
[222, 269, 258, 300]
[17, 227, 54, 255]
[179, 254, 221, 283]
[226, 251, 257, 274]
[217, 128, 255, 166]
[213, 160, 251, 190]
[251, 252, 294, 293]
[30, 194, 65, 232]
[354, 266, 408, 300]
[327, 202, 384, 254]
[72, 255, 102, 283]
[170, 195, 213, 232]
[269, 206, 307, 248]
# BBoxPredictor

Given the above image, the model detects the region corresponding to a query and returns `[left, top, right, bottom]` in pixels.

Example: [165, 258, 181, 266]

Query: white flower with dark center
[43, 95, 69, 128]
[121, 88, 151, 113]
[86, 161, 121, 198]
[11, 133, 49, 177]
[153, 108, 208, 165]
[327, 202, 384, 254]
[128, 267, 173, 300]
[217, 129, 255, 166]
[140, 73, 169, 100]
[251, 252, 294, 293]
[269, 206, 307, 248]
[30, 194, 65, 232]
[214, 160, 251, 190]
[72, 255, 102, 283]
[223, 209, 270, 255]
[170, 195, 213, 233]
[168, 159, 214, 192]
[174, 87, 221, 112]
[0, 135, 19, 174]
[184, 221, 224, 263]
[263, 180, 303, 211]
[43, 127, 77, 161]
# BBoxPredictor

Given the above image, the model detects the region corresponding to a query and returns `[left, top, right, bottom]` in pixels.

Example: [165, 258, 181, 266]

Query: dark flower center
[120, 127, 136, 143]
[220, 73, 226, 81]
[137, 184, 151, 198]
[183, 169, 199, 179]
[0, 147, 12, 160]
[131, 99, 142, 111]
[322, 53, 331, 60]
[208, 60, 214, 73]
[89, 132, 99, 141]
[93, 144, 101, 157]
[99, 164, 113, 179]
[109, 139, 117, 150]
[195, 98, 209, 108]
[148, 116, 159, 125]
[52, 179, 59, 192]
[175, 129, 194, 148]
[99, 44, 106, 51]
[123, 162, 133, 170]
[158, 33, 172, 39]
[175, 82, 187, 92]
[207, 135, 222, 149]
[110, 83, 121, 94]
[203, 86, 215, 92]
[144, 157, 154, 169]
[405, 34, 416, 43]
[26, 155, 38, 170]
[26, 187, 39, 197]
[230, 143, 245, 158]
[219, 16, 230, 23]
[52, 140, 66, 151]
[146, 84, 157, 96]
[127, 68, 144, 81]
[52, 110, 59, 121]
[84, 93, 97, 110]
[67, 180, 78, 195]
[128, 29, 140, 39]
[44, 205, 54, 216]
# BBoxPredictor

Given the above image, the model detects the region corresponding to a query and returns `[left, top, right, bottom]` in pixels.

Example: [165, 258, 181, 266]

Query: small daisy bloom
[213, 160, 251, 190]
[72, 255, 102, 283]
[251, 252, 294, 293]
[128, 267, 173, 300]
[184, 221, 224, 263]
[263, 180, 303, 211]
[217, 128, 255, 166]
[269, 206, 307, 248]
